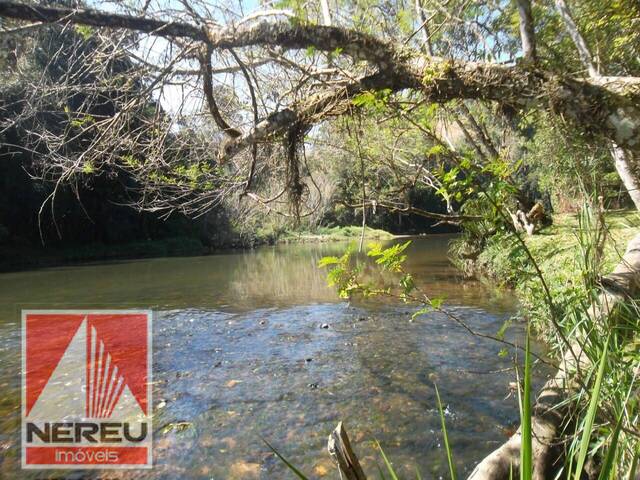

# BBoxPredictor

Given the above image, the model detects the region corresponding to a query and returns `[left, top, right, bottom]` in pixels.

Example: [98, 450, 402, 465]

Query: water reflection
[0, 235, 549, 479]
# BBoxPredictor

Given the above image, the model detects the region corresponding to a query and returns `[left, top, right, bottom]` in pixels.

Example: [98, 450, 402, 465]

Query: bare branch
[553, 0, 598, 77]
[200, 45, 242, 138]
[0, 1, 402, 66]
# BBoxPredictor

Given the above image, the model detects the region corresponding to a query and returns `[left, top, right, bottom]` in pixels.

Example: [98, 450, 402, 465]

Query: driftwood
[328, 422, 367, 480]
[468, 233, 640, 480]
[509, 202, 546, 236]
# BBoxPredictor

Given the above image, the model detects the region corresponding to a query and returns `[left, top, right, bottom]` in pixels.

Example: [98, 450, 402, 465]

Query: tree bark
[319, 0, 332, 26]
[415, 0, 434, 56]
[327, 422, 367, 480]
[1, 1, 640, 162]
[553, 0, 598, 77]
[611, 145, 640, 211]
[516, 0, 536, 62]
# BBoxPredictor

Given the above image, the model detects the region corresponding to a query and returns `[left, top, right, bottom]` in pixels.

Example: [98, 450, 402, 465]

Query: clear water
[0, 235, 549, 479]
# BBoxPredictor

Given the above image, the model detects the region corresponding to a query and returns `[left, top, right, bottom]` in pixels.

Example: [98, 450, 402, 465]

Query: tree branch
[2, 0, 639, 161]
[200, 45, 242, 138]
[0, 1, 402, 67]
[553, 0, 598, 77]
[516, 0, 536, 62]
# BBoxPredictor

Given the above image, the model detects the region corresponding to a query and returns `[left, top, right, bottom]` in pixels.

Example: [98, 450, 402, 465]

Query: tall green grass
[572, 335, 610, 480]
[435, 384, 457, 480]
[518, 327, 533, 480]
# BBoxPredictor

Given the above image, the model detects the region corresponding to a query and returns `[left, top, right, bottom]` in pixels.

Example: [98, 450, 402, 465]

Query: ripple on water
[0, 237, 550, 479]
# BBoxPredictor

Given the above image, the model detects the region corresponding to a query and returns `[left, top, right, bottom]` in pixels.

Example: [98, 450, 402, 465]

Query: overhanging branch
[2, 0, 639, 160]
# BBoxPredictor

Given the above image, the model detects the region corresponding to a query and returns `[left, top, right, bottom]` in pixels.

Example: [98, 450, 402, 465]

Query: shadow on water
[0, 235, 551, 479]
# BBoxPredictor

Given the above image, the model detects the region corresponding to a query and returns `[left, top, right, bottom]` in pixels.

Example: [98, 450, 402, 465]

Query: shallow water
[0, 235, 549, 479]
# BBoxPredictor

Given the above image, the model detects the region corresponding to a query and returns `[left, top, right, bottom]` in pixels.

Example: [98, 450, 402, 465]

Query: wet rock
[230, 460, 261, 479]
[320, 323, 329, 329]
[160, 421, 193, 435]
[259, 319, 267, 325]
[305, 358, 313, 363]
[314, 462, 332, 476]
[307, 383, 319, 389]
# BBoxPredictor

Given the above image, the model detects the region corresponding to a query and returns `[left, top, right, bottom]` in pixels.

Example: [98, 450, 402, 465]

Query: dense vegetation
[0, 24, 454, 269]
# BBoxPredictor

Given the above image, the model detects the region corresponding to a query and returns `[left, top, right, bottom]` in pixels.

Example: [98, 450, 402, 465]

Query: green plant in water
[435, 383, 457, 480]
[316, 209, 639, 478]
[517, 326, 533, 480]
[572, 335, 610, 480]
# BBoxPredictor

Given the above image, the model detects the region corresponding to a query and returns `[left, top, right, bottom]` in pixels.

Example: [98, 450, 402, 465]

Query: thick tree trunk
[319, 0, 332, 26]
[552, 0, 640, 212]
[415, 0, 434, 56]
[611, 145, 640, 211]
[553, 0, 598, 77]
[468, 233, 640, 479]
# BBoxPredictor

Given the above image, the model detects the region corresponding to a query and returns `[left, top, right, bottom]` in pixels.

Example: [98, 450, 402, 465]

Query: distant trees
[1, 0, 638, 225]
[0, 16, 206, 248]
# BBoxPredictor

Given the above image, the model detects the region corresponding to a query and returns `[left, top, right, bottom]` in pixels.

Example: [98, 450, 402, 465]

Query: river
[0, 234, 548, 479]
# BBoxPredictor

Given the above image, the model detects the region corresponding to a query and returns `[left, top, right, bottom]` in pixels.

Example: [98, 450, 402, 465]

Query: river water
[0, 235, 548, 479]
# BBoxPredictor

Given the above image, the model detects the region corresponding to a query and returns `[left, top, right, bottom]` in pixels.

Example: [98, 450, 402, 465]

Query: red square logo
[21, 310, 152, 469]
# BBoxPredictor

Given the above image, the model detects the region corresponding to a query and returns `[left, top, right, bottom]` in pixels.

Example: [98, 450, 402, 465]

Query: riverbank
[0, 225, 396, 272]
[277, 225, 395, 244]
[454, 209, 639, 342]
[450, 209, 640, 476]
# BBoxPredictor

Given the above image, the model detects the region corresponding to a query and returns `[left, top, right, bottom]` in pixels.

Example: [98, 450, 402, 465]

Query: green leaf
[412, 306, 430, 320]
[597, 411, 623, 480]
[262, 437, 310, 480]
[435, 383, 457, 480]
[573, 335, 610, 480]
[318, 256, 340, 267]
[519, 326, 532, 480]
[627, 444, 639, 480]
[375, 440, 400, 480]
[429, 296, 444, 309]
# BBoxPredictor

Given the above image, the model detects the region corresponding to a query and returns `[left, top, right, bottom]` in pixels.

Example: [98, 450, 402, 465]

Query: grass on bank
[470, 209, 640, 337]
[278, 225, 396, 244]
[475, 209, 638, 282]
[456, 208, 640, 478]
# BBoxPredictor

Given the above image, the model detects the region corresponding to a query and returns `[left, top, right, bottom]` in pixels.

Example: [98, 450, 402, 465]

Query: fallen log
[468, 233, 640, 480]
